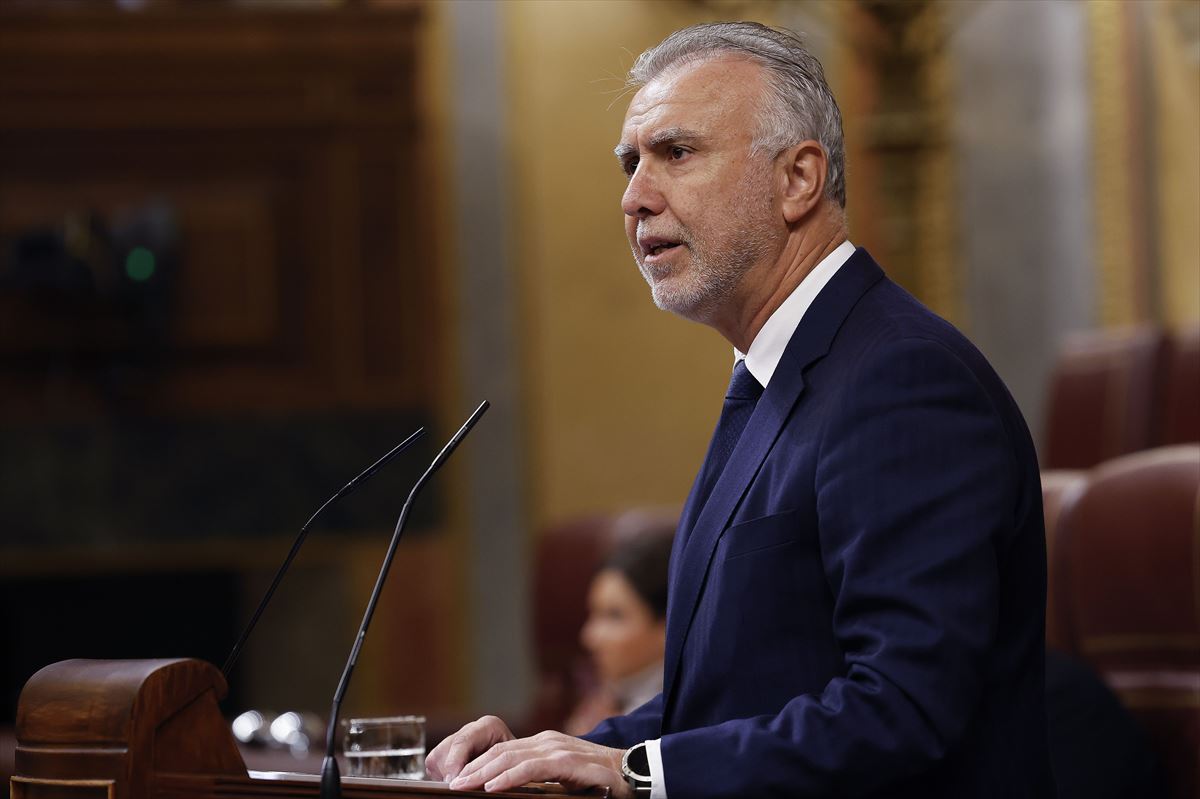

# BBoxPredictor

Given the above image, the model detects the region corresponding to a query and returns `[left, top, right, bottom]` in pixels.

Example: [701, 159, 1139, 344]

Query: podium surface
[11, 659, 597, 799]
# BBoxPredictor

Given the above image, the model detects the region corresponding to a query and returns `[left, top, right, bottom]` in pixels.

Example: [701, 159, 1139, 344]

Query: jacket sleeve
[577, 692, 664, 749]
[660, 336, 1024, 797]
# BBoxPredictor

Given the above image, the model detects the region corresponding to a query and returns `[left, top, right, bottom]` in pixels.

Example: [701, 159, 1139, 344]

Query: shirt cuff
[645, 738, 667, 799]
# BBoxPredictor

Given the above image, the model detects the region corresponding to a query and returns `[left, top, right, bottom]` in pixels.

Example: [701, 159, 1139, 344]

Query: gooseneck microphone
[222, 428, 426, 679]
[320, 400, 490, 799]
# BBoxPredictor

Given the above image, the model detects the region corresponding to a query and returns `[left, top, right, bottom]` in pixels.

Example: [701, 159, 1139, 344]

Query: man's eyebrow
[647, 126, 702, 149]
[613, 141, 637, 161]
[613, 127, 705, 161]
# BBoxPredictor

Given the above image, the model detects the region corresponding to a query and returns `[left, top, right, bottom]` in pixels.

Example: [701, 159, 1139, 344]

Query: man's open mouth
[640, 237, 683, 258]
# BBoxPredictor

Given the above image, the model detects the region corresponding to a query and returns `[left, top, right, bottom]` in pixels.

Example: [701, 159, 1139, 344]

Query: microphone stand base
[319, 755, 342, 799]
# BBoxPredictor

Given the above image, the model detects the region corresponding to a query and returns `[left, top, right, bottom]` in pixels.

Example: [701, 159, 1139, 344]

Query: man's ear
[779, 141, 827, 224]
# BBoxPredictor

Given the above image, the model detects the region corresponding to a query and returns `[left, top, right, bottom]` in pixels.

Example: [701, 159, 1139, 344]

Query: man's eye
[622, 157, 639, 177]
[668, 146, 688, 161]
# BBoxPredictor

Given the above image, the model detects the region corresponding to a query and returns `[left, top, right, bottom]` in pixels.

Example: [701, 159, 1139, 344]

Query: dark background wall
[0, 1, 455, 728]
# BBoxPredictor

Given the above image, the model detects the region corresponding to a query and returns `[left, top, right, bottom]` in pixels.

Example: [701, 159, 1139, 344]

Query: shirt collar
[735, 239, 856, 387]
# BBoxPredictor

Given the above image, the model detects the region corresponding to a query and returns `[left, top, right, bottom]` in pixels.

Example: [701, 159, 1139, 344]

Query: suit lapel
[660, 249, 885, 721]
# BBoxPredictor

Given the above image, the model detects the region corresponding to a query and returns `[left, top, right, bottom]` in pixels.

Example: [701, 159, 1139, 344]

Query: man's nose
[622, 162, 665, 218]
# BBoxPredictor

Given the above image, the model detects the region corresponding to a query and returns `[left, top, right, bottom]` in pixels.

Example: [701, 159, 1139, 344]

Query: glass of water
[342, 715, 426, 779]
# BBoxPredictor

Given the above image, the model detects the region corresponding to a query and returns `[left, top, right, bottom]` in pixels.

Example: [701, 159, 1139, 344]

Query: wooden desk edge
[154, 770, 609, 798]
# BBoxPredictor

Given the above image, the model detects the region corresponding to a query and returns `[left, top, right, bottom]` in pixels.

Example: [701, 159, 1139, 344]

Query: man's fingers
[478, 756, 546, 792]
[453, 746, 524, 789]
[425, 732, 458, 780]
[452, 738, 530, 788]
[475, 754, 624, 795]
[455, 732, 564, 781]
[428, 722, 480, 779]
[426, 730, 469, 781]
[454, 750, 553, 793]
[425, 715, 514, 782]
[448, 734, 627, 796]
[442, 737, 474, 782]
[443, 722, 492, 781]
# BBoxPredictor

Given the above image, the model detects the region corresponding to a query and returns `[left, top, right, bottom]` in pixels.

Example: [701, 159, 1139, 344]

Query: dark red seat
[1041, 469, 1087, 652]
[1052, 445, 1200, 799]
[1043, 326, 1166, 469]
[1158, 325, 1200, 446]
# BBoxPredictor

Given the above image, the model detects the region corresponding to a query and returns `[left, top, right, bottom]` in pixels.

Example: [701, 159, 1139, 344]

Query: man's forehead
[619, 56, 765, 143]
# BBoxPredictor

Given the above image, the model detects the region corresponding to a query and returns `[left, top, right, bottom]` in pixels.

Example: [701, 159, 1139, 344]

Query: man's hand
[441, 726, 632, 798]
[426, 716, 516, 783]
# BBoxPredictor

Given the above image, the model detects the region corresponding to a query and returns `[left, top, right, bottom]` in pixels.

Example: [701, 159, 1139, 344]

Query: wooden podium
[11, 659, 596, 799]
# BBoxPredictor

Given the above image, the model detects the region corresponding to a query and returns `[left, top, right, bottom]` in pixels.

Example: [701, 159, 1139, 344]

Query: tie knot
[726, 359, 763, 401]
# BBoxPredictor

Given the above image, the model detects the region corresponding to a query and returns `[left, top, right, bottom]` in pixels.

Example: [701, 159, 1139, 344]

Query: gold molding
[914, 22, 963, 328]
[840, 1, 964, 325]
[1150, 0, 1200, 326]
[1087, 0, 1143, 327]
[11, 776, 115, 799]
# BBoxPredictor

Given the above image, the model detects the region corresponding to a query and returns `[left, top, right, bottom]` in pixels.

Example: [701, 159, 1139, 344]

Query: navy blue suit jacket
[583, 249, 1055, 797]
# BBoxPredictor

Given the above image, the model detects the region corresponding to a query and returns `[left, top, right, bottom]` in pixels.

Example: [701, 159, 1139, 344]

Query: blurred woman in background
[565, 530, 673, 735]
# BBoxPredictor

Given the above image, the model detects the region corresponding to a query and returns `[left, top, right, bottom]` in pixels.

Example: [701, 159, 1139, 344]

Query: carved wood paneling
[0, 2, 434, 416]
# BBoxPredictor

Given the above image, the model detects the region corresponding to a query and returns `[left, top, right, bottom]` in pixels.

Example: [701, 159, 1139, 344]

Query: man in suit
[428, 22, 1054, 798]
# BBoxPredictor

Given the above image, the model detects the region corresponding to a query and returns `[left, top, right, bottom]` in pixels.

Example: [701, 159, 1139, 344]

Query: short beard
[634, 163, 777, 323]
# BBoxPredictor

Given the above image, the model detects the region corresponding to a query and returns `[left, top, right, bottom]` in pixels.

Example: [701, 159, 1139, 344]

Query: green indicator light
[125, 246, 156, 282]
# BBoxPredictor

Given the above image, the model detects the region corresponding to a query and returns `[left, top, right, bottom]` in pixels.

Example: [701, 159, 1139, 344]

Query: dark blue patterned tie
[694, 359, 763, 515]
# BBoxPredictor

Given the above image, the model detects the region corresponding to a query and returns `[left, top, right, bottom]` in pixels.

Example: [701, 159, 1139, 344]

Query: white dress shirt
[642, 239, 855, 799]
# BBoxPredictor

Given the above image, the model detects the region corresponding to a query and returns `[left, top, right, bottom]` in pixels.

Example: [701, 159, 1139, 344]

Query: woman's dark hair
[601, 531, 674, 620]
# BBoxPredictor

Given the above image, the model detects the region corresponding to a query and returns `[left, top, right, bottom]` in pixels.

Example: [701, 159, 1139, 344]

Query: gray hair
[628, 21, 846, 208]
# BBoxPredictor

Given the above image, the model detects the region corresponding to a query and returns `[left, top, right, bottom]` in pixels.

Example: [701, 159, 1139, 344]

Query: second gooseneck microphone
[222, 427, 426, 679]
[320, 400, 490, 799]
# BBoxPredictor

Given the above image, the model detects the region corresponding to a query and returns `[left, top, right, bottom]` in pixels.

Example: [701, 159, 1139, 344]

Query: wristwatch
[620, 741, 653, 798]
